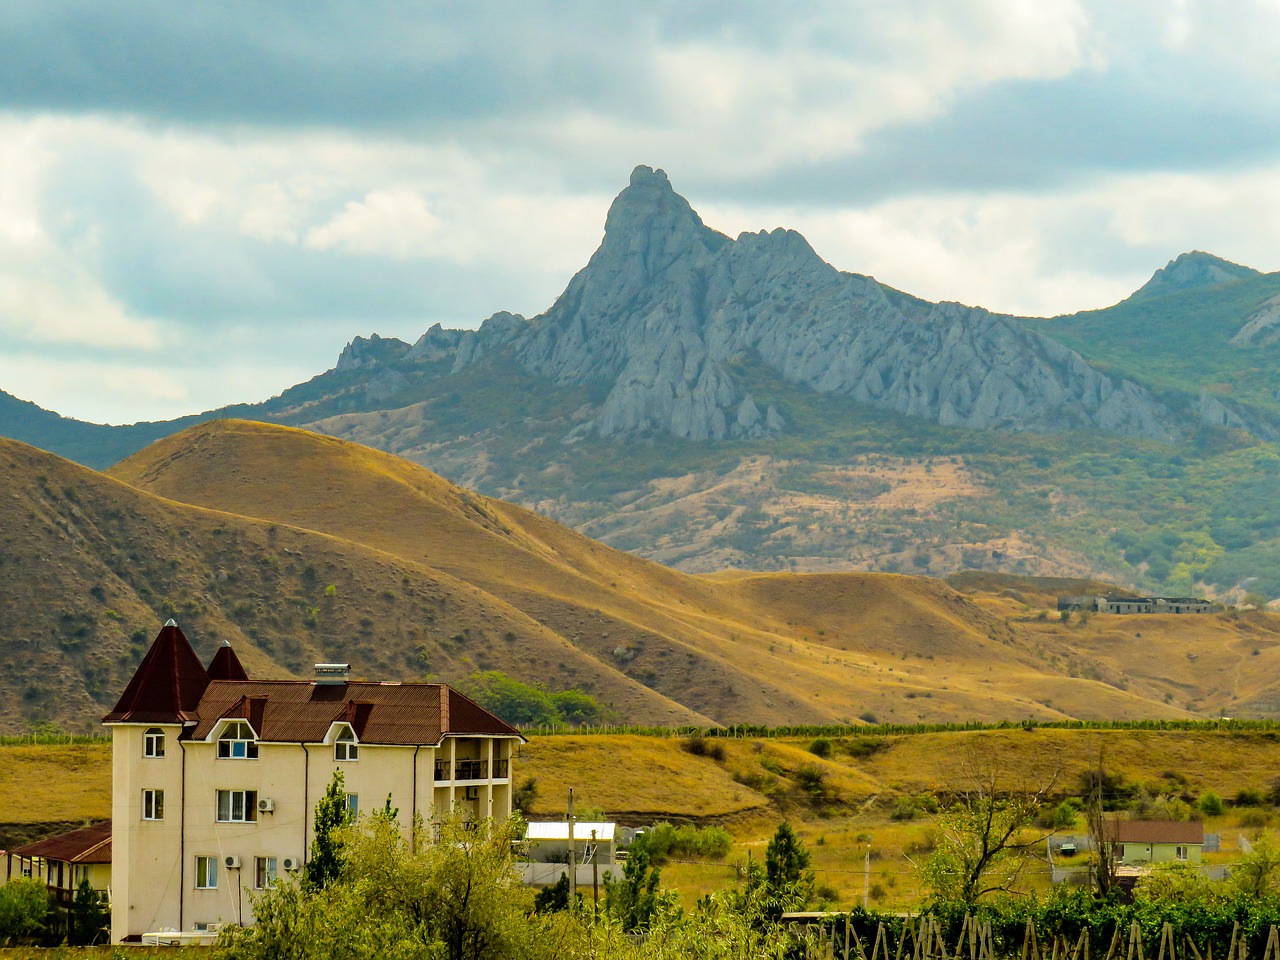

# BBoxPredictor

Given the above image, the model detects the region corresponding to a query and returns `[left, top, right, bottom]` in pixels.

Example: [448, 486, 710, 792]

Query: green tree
[224, 813, 535, 960]
[68, 877, 109, 945]
[1198, 789, 1226, 817]
[304, 769, 354, 892]
[923, 753, 1053, 904]
[1233, 832, 1280, 898]
[604, 842, 663, 931]
[756, 821, 813, 919]
[0, 878, 50, 945]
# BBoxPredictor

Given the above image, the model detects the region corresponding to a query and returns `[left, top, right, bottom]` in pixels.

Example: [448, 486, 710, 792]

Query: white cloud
[305, 189, 445, 260]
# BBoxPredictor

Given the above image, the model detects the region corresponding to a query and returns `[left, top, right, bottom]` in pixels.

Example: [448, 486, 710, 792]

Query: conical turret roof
[207, 639, 249, 681]
[102, 620, 209, 723]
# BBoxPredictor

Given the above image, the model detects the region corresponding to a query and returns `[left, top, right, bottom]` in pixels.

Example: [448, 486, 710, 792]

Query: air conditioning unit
[257, 797, 275, 814]
[282, 857, 300, 872]
[224, 855, 241, 869]
[464, 786, 480, 801]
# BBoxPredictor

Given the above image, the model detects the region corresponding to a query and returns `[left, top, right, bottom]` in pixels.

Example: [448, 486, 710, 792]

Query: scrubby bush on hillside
[633, 821, 733, 863]
[459, 671, 603, 727]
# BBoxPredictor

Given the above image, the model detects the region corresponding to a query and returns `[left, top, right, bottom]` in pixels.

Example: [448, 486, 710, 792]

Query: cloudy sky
[3, 1, 1280, 424]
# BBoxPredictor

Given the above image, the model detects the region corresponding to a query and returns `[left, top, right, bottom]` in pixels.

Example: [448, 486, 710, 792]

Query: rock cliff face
[340, 166, 1184, 443]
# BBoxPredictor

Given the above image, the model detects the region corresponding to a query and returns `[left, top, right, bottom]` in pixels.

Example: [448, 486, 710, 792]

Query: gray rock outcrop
[342, 166, 1188, 444]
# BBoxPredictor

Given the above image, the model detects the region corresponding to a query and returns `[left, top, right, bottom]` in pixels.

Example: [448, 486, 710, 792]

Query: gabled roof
[188, 681, 522, 745]
[102, 621, 209, 724]
[207, 640, 248, 681]
[1108, 820, 1204, 844]
[11, 821, 112, 864]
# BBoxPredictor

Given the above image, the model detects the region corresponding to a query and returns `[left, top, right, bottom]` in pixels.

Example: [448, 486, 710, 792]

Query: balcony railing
[434, 758, 510, 781]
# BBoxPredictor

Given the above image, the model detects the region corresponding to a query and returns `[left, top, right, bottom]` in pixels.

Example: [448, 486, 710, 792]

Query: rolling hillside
[7, 419, 1280, 734]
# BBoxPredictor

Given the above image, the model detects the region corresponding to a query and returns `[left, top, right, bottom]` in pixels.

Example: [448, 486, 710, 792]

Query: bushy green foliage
[224, 813, 534, 960]
[0, 878, 49, 945]
[761, 821, 814, 919]
[68, 877, 109, 945]
[633, 821, 733, 863]
[1198, 789, 1226, 816]
[603, 842, 664, 932]
[459, 670, 602, 727]
[304, 769, 354, 892]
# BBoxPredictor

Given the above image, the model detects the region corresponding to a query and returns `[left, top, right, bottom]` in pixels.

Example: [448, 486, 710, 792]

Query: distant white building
[520, 821, 619, 886]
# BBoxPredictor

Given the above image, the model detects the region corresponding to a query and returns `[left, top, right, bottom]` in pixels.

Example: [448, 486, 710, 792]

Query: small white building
[520, 821, 619, 886]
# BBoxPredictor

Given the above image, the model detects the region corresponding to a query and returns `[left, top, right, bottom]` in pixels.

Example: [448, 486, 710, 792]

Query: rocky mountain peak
[594, 165, 730, 276]
[1132, 251, 1260, 301]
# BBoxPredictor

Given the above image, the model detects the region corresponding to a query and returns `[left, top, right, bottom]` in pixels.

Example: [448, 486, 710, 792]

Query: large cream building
[103, 621, 523, 943]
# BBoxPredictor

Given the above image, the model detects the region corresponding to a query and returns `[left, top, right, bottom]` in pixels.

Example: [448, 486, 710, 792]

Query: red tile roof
[187, 680, 522, 745]
[102, 622, 209, 724]
[11, 821, 112, 864]
[104, 623, 522, 744]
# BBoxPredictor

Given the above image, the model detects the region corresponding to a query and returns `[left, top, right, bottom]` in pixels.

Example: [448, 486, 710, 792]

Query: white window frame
[334, 726, 359, 762]
[195, 856, 219, 889]
[216, 789, 258, 823]
[217, 721, 259, 760]
[143, 728, 165, 759]
[254, 856, 278, 889]
[142, 788, 164, 821]
[1176, 845, 1188, 861]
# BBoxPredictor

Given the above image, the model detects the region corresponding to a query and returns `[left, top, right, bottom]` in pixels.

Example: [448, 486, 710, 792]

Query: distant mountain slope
[11, 420, 1280, 734]
[1039, 261, 1280, 433]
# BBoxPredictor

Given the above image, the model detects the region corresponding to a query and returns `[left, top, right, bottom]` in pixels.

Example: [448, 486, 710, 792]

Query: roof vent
[314, 663, 350, 685]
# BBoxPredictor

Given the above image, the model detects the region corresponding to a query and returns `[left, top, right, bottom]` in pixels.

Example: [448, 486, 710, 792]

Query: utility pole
[567, 788, 577, 910]
[863, 845, 870, 909]
[591, 828, 599, 918]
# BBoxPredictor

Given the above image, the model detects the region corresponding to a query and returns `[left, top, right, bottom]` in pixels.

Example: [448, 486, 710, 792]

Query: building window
[254, 856, 278, 889]
[334, 727, 359, 761]
[216, 789, 258, 823]
[144, 728, 165, 758]
[217, 721, 259, 759]
[142, 788, 165, 821]
[346, 794, 359, 818]
[1176, 845, 1188, 861]
[195, 856, 219, 889]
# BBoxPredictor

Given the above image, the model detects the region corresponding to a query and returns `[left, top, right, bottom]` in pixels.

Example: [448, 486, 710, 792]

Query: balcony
[434, 758, 510, 782]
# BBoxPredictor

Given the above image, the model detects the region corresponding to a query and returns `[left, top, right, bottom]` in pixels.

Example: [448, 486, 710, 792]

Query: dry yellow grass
[0, 743, 112, 823]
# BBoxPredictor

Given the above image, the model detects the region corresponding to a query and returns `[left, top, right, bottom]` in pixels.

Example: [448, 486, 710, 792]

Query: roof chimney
[314, 663, 350, 685]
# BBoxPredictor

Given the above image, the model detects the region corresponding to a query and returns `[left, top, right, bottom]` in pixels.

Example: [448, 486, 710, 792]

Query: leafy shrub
[633, 821, 732, 862]
[459, 671, 601, 727]
[1198, 790, 1226, 817]
[809, 737, 833, 758]
[1236, 788, 1266, 807]
[0, 877, 50, 945]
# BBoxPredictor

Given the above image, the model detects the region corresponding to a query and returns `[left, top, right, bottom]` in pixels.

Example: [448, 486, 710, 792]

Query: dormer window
[217, 721, 259, 760]
[144, 728, 165, 758]
[334, 726, 359, 762]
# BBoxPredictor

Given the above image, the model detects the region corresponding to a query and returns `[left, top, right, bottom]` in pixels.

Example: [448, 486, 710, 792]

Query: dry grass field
[8, 726, 1280, 910]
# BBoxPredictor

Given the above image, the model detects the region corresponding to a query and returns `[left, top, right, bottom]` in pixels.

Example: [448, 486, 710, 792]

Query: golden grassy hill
[0, 434, 705, 734]
[100, 419, 1280, 727]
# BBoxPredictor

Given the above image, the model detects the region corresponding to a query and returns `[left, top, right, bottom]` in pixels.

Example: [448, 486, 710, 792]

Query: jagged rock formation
[337, 166, 1181, 443]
